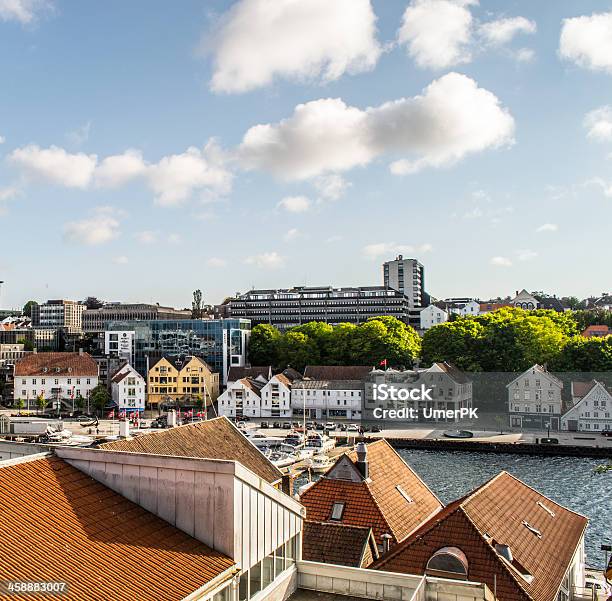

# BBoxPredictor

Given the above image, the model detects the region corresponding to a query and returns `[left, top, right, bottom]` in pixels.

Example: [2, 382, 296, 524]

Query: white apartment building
[419, 304, 448, 330]
[507, 365, 563, 430]
[13, 351, 99, 407]
[217, 377, 265, 419]
[292, 380, 363, 420]
[561, 381, 612, 432]
[110, 363, 145, 412]
[259, 373, 293, 418]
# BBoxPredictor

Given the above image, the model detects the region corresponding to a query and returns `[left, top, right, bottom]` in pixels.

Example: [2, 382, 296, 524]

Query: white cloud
[9, 144, 97, 188]
[277, 195, 311, 213]
[516, 249, 537, 262]
[536, 223, 558, 232]
[147, 142, 232, 206]
[514, 48, 535, 63]
[0, 185, 18, 201]
[0, 0, 50, 24]
[283, 227, 301, 242]
[398, 0, 535, 70]
[64, 207, 121, 246]
[0, 135, 5, 144]
[244, 251, 285, 269]
[584, 106, 612, 141]
[326, 235, 343, 243]
[363, 242, 432, 259]
[95, 149, 147, 188]
[479, 17, 536, 46]
[587, 177, 612, 198]
[490, 256, 512, 267]
[207, 257, 227, 268]
[314, 174, 351, 201]
[167, 233, 182, 245]
[113, 255, 129, 265]
[560, 12, 612, 74]
[208, 0, 381, 93]
[240, 73, 514, 180]
[398, 0, 473, 70]
[134, 230, 158, 244]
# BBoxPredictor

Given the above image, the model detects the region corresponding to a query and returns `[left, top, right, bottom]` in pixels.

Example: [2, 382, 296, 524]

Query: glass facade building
[105, 319, 251, 383]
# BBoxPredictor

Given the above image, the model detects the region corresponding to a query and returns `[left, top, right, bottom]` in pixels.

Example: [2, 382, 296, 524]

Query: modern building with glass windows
[104, 318, 250, 384]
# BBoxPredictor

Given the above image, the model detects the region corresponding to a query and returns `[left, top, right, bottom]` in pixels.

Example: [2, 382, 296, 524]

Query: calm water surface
[397, 449, 611, 569]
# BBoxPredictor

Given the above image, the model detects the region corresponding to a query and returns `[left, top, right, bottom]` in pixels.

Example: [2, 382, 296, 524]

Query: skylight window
[537, 501, 555, 517]
[522, 521, 542, 538]
[396, 485, 414, 503]
[330, 502, 345, 520]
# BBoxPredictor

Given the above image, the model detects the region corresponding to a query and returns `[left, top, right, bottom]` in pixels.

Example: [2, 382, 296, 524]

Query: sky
[1, 0, 612, 310]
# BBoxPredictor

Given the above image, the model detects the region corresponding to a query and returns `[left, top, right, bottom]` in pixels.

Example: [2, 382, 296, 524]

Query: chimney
[515, 290, 519, 297]
[79, 348, 83, 355]
[33, 348, 37, 354]
[382, 533, 393, 554]
[355, 441, 369, 479]
[119, 419, 130, 438]
[167, 409, 177, 428]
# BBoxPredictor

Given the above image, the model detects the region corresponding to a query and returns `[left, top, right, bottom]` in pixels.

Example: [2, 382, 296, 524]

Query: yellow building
[147, 356, 219, 408]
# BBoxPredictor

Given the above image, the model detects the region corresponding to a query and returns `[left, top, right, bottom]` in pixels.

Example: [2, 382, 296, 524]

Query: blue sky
[1, 0, 612, 309]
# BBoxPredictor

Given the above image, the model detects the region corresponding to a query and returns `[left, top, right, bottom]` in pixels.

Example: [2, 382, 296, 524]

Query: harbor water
[397, 449, 611, 569]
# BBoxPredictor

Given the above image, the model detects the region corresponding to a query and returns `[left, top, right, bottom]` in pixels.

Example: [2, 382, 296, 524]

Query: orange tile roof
[0, 455, 235, 601]
[302, 521, 377, 568]
[300, 440, 442, 547]
[14, 352, 98, 377]
[99, 416, 282, 484]
[373, 471, 588, 601]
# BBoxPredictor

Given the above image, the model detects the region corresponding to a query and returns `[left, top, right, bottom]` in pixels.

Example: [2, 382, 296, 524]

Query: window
[330, 502, 345, 520]
[396, 485, 413, 503]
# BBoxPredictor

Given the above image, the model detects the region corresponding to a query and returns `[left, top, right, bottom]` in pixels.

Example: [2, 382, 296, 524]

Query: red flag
[379, 359, 388, 368]
[119, 410, 126, 419]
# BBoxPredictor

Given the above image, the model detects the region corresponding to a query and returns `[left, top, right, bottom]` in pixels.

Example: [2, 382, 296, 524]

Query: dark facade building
[82, 303, 191, 333]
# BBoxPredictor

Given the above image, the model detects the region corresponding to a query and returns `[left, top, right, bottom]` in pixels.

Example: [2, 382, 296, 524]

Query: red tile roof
[302, 521, 378, 568]
[571, 380, 597, 399]
[581, 325, 611, 338]
[14, 352, 98, 377]
[300, 440, 442, 547]
[373, 471, 588, 601]
[0, 455, 235, 601]
[99, 416, 282, 484]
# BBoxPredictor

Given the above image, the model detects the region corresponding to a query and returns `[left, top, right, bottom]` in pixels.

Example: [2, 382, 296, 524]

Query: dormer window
[330, 502, 345, 521]
[426, 547, 469, 579]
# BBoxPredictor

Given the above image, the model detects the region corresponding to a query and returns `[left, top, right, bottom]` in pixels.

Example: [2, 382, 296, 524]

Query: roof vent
[522, 521, 542, 538]
[537, 501, 555, 517]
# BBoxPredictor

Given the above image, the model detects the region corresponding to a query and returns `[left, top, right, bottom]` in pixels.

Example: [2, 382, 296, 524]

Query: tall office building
[31, 300, 84, 333]
[383, 256, 425, 308]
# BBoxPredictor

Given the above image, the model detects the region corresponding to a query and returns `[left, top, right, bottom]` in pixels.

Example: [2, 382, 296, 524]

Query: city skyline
[1, 1, 612, 308]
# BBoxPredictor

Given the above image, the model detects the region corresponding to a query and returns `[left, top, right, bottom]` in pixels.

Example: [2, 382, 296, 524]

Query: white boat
[309, 454, 334, 474]
[305, 432, 336, 453]
[269, 450, 297, 468]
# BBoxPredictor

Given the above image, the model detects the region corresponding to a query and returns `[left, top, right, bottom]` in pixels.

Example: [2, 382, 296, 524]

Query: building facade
[32, 299, 84, 333]
[561, 381, 612, 432]
[13, 351, 99, 408]
[111, 363, 145, 412]
[218, 377, 265, 419]
[104, 318, 250, 383]
[507, 365, 563, 430]
[419, 304, 448, 330]
[292, 379, 364, 420]
[383, 256, 425, 308]
[223, 286, 410, 330]
[147, 355, 220, 407]
[83, 303, 191, 333]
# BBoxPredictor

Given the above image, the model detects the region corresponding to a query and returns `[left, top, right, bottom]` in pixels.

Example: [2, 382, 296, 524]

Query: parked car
[291, 421, 300, 428]
[306, 421, 316, 430]
[315, 423, 325, 430]
[370, 425, 382, 433]
[337, 423, 347, 431]
[347, 424, 359, 432]
[601, 428, 612, 437]
[260, 421, 269, 429]
[324, 422, 335, 430]
[272, 421, 282, 429]
[282, 422, 292, 430]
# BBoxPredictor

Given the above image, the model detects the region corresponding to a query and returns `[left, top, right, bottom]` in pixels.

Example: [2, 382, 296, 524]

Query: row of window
[21, 378, 92, 385]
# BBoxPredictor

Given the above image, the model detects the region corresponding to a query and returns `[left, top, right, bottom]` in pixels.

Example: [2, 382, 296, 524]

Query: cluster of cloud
[207, 0, 381, 93]
[0, 0, 49, 24]
[536, 223, 558, 232]
[490, 249, 538, 267]
[560, 11, 612, 74]
[8, 141, 232, 206]
[277, 195, 311, 213]
[363, 242, 432, 259]
[244, 251, 285, 269]
[397, 0, 536, 70]
[240, 72, 515, 179]
[584, 106, 612, 141]
[63, 207, 122, 246]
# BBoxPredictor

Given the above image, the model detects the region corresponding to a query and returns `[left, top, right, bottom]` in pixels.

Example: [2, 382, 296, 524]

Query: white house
[13, 350, 99, 410]
[507, 364, 563, 430]
[110, 363, 145, 412]
[561, 381, 612, 432]
[217, 377, 265, 419]
[292, 380, 363, 420]
[419, 304, 448, 330]
[259, 373, 293, 418]
[510, 289, 540, 310]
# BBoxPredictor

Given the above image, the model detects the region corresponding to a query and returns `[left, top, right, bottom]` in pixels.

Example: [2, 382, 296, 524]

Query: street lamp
[545, 421, 550, 439]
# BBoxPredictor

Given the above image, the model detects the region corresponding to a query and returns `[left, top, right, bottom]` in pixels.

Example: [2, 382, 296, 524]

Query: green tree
[248, 324, 282, 366]
[326, 322, 357, 365]
[15, 398, 24, 415]
[16, 337, 34, 351]
[22, 300, 37, 318]
[90, 385, 111, 415]
[550, 336, 612, 372]
[421, 319, 485, 370]
[36, 394, 47, 414]
[191, 289, 203, 319]
[278, 331, 320, 371]
[75, 394, 85, 412]
[530, 309, 579, 337]
[291, 322, 334, 363]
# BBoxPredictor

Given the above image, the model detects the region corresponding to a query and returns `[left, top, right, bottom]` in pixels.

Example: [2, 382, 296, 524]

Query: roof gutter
[181, 565, 239, 601]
